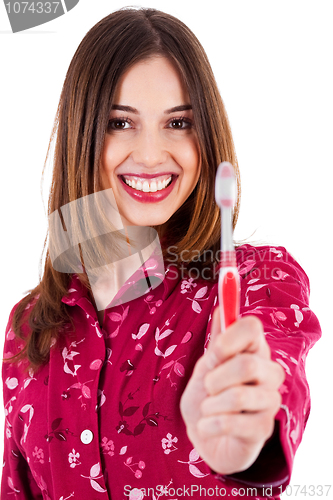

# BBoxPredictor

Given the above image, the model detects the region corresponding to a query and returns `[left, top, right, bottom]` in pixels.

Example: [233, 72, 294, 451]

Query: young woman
[1, 7, 321, 500]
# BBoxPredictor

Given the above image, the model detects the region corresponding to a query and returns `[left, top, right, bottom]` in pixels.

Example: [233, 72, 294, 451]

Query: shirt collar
[61, 255, 181, 310]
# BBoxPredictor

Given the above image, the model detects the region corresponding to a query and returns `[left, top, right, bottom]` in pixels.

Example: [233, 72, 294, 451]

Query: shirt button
[80, 429, 94, 444]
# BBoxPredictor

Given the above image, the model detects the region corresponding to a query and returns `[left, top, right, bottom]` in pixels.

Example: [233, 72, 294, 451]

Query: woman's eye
[168, 118, 192, 130]
[108, 118, 132, 130]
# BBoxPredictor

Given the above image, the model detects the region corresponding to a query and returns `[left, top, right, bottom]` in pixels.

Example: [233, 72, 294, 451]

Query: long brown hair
[6, 7, 241, 371]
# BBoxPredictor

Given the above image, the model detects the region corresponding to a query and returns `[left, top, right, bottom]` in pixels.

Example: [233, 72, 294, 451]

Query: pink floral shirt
[1, 245, 321, 500]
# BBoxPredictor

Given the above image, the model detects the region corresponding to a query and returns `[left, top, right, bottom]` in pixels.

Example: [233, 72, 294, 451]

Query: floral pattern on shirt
[1, 245, 321, 499]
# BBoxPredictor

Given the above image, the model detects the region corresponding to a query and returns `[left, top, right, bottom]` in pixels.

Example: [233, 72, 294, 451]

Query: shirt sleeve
[1, 303, 43, 499]
[206, 245, 322, 496]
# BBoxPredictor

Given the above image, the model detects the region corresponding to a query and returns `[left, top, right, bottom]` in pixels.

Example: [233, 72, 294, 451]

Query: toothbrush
[215, 161, 240, 332]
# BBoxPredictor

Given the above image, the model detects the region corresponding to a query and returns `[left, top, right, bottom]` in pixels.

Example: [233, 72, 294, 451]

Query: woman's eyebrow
[110, 104, 192, 114]
[111, 104, 139, 114]
[164, 104, 192, 114]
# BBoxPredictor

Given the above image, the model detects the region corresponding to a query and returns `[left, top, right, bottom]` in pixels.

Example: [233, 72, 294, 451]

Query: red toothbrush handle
[218, 267, 240, 332]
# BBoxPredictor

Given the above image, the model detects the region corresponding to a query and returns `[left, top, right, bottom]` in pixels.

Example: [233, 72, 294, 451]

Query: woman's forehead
[113, 56, 191, 111]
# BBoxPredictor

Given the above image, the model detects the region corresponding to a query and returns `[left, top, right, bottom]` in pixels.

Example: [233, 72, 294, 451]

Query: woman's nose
[131, 128, 168, 168]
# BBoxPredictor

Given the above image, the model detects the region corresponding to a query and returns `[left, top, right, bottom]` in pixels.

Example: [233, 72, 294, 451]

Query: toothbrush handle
[218, 267, 240, 332]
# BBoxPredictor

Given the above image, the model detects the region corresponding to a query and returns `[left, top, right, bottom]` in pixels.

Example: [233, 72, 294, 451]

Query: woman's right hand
[180, 309, 285, 475]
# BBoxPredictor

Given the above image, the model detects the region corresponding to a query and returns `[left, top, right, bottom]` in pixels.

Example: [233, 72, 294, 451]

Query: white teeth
[123, 176, 172, 192]
[142, 180, 150, 192]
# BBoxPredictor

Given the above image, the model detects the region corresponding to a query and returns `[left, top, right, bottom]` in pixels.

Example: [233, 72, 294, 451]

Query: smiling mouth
[119, 174, 175, 193]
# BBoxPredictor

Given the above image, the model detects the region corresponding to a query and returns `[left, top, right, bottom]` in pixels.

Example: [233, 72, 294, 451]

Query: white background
[0, 1, 332, 498]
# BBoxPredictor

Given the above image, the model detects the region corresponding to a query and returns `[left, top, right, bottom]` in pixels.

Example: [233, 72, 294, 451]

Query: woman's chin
[121, 214, 170, 227]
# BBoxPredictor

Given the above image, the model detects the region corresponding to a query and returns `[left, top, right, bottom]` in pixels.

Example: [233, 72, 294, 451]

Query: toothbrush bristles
[215, 161, 236, 208]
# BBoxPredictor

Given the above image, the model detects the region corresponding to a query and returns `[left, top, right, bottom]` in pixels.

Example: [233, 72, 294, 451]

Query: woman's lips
[118, 174, 178, 203]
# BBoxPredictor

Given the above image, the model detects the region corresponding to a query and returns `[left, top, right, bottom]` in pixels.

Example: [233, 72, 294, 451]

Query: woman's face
[101, 56, 201, 227]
